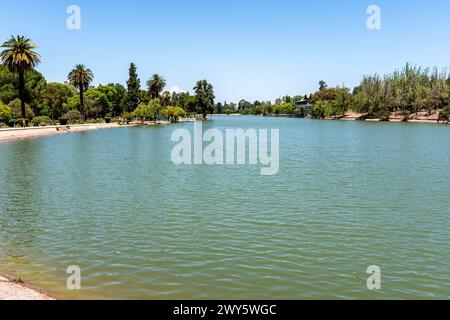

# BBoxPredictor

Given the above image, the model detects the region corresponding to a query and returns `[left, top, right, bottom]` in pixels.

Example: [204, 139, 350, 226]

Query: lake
[0, 116, 449, 299]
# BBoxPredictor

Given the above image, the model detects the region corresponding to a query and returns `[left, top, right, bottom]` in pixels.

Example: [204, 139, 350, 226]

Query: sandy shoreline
[0, 123, 134, 143]
[324, 111, 446, 124]
[0, 120, 195, 143]
[0, 274, 54, 300]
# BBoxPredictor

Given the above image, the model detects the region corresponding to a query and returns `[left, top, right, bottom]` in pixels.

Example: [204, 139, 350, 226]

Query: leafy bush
[0, 102, 12, 123]
[7, 119, 22, 127]
[32, 116, 53, 126]
[438, 106, 450, 123]
[162, 106, 186, 123]
[273, 103, 294, 115]
[121, 112, 134, 124]
[8, 98, 35, 119]
[310, 101, 331, 119]
[401, 110, 411, 121]
[293, 107, 306, 118]
[85, 118, 102, 124]
[63, 110, 83, 123]
[375, 108, 391, 121]
[59, 117, 68, 125]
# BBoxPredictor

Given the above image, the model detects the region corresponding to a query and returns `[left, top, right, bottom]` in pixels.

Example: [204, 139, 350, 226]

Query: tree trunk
[79, 86, 84, 120]
[19, 71, 26, 127]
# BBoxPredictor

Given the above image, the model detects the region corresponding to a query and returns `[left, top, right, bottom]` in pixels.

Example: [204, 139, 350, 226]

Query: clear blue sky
[1, 0, 450, 102]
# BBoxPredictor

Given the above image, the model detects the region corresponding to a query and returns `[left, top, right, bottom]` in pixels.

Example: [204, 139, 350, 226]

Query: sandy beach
[338, 111, 444, 124]
[0, 274, 54, 300]
[0, 123, 132, 143]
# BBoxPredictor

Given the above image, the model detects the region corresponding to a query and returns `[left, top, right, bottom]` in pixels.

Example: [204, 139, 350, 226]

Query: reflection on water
[0, 118, 449, 299]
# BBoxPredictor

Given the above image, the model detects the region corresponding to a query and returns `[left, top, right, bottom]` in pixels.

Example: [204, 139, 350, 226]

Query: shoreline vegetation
[1, 35, 449, 132]
[0, 113, 442, 144]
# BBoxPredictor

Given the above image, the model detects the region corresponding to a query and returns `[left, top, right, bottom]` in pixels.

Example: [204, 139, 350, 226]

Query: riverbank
[0, 118, 197, 143]
[218, 112, 447, 124]
[321, 111, 445, 124]
[0, 274, 54, 300]
[0, 123, 134, 143]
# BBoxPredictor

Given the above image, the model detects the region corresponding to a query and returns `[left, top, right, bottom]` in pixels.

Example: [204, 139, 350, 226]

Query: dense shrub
[85, 118, 102, 124]
[8, 98, 35, 119]
[7, 118, 22, 127]
[0, 102, 12, 124]
[63, 110, 83, 123]
[293, 107, 306, 118]
[310, 101, 330, 119]
[59, 117, 68, 125]
[438, 106, 450, 123]
[31, 116, 53, 126]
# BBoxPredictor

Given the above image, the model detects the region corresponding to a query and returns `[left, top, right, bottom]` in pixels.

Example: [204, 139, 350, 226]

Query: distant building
[294, 98, 313, 114]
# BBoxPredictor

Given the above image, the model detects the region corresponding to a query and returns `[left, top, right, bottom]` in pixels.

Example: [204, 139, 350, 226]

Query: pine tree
[126, 63, 141, 112]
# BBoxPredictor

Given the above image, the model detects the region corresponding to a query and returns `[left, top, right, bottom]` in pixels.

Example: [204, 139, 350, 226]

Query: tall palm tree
[68, 64, 94, 118]
[0, 35, 41, 126]
[147, 74, 166, 100]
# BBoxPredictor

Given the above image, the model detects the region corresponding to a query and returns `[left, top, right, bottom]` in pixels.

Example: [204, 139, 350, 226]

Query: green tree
[310, 100, 330, 119]
[84, 88, 110, 118]
[319, 80, 328, 91]
[133, 99, 163, 122]
[215, 102, 223, 114]
[194, 80, 215, 119]
[162, 106, 186, 123]
[63, 110, 83, 124]
[0, 35, 41, 126]
[126, 63, 141, 112]
[0, 65, 46, 115]
[160, 90, 172, 106]
[147, 74, 167, 100]
[42, 83, 75, 120]
[24, 68, 46, 112]
[133, 102, 153, 120]
[331, 88, 351, 117]
[0, 101, 12, 124]
[109, 83, 127, 116]
[0, 65, 17, 104]
[8, 98, 34, 120]
[438, 106, 450, 123]
[179, 92, 196, 113]
[148, 99, 163, 123]
[67, 64, 94, 118]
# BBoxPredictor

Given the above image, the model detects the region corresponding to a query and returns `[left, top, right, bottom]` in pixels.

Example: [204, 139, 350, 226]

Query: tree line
[0, 36, 215, 127]
[220, 64, 450, 123]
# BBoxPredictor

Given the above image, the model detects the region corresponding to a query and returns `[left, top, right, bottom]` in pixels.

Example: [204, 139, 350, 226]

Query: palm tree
[0, 35, 41, 126]
[68, 64, 94, 118]
[147, 74, 166, 100]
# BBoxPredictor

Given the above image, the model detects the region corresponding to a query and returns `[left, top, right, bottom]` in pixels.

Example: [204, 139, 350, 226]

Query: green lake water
[0, 116, 449, 299]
